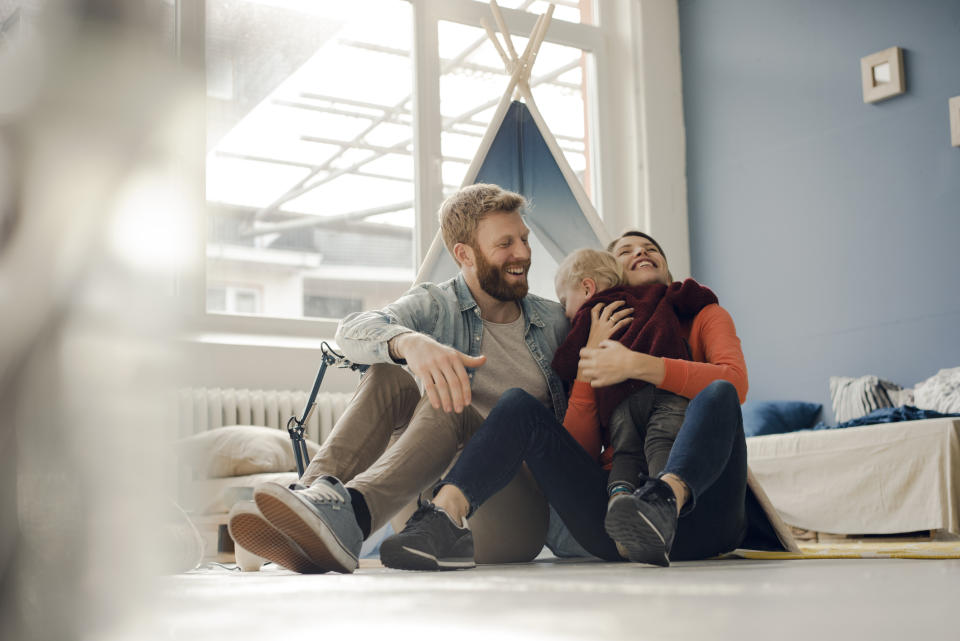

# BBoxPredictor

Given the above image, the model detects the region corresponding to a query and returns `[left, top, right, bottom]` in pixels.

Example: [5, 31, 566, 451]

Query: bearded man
[228, 183, 571, 573]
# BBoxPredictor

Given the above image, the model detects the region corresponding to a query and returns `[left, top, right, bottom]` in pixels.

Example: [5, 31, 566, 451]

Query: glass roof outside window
[205, 0, 594, 320]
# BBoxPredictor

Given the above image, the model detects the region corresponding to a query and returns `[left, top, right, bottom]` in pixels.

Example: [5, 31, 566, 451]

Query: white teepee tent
[415, 2, 611, 287]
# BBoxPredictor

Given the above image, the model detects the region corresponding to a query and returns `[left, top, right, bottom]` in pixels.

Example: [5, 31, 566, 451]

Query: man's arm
[388, 332, 485, 413]
[334, 285, 438, 365]
[335, 284, 485, 414]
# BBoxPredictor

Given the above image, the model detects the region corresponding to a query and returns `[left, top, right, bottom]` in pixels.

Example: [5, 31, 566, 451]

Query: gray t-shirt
[470, 313, 551, 418]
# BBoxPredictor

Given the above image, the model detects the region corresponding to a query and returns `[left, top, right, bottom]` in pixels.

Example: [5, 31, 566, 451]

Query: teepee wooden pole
[515, 5, 553, 97]
[480, 17, 512, 70]
[509, 12, 546, 99]
[415, 233, 449, 285]
[489, 1, 519, 62]
[527, 5, 553, 75]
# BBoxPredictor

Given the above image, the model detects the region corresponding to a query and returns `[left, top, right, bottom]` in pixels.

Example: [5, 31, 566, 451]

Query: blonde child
[552, 248, 716, 507]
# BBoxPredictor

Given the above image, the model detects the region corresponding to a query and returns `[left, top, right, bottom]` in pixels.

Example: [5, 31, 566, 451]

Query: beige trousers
[301, 363, 548, 564]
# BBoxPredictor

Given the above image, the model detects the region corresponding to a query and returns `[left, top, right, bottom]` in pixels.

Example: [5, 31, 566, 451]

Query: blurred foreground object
[0, 2, 201, 640]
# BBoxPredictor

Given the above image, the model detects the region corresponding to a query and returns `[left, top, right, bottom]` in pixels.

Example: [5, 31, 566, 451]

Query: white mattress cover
[746, 417, 960, 535]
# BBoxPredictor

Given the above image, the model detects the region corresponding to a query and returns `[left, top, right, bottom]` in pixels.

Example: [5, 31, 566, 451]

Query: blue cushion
[741, 401, 822, 437]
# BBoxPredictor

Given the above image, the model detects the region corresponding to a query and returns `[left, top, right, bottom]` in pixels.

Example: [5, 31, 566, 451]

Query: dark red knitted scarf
[551, 278, 718, 426]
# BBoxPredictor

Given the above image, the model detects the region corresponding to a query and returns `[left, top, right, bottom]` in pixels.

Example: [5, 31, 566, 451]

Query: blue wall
[678, 0, 960, 419]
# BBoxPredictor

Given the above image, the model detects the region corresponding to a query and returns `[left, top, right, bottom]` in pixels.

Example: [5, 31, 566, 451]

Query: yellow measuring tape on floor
[731, 541, 960, 559]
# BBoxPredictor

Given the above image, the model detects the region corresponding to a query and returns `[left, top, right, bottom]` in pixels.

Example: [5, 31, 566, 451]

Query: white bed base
[747, 417, 960, 537]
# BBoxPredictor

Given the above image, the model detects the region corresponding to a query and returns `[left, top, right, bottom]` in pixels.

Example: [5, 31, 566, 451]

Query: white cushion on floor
[176, 425, 319, 478]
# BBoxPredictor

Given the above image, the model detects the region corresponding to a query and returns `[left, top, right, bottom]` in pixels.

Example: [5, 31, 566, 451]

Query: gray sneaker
[227, 500, 324, 574]
[254, 476, 363, 574]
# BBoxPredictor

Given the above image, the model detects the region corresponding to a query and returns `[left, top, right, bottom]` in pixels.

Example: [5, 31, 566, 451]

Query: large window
[205, 0, 416, 321]
[203, 0, 600, 322]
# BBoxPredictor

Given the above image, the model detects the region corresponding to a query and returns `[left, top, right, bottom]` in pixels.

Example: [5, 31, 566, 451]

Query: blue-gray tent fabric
[422, 101, 602, 284]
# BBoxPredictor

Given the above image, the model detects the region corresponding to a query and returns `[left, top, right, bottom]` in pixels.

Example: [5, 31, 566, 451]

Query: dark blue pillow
[741, 401, 822, 437]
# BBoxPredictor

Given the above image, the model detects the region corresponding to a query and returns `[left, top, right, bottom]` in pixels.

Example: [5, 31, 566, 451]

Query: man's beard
[474, 246, 530, 302]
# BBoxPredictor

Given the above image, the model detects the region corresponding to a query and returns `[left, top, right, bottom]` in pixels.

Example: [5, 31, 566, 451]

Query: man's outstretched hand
[390, 333, 486, 413]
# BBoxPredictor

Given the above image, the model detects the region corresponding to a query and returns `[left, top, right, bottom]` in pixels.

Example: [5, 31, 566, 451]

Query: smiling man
[228, 183, 570, 574]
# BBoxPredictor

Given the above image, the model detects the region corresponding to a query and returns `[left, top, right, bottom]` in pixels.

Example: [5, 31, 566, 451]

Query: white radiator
[177, 387, 354, 444]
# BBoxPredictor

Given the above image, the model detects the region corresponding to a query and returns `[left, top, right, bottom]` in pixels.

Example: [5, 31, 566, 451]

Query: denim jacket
[335, 273, 571, 421]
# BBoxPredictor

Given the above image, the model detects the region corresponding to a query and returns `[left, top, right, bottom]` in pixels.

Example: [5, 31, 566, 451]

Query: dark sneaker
[254, 477, 363, 574]
[380, 502, 475, 571]
[227, 500, 324, 574]
[604, 477, 678, 567]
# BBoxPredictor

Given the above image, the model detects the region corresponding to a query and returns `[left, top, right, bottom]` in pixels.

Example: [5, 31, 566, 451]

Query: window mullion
[411, 0, 443, 271]
[175, 0, 208, 321]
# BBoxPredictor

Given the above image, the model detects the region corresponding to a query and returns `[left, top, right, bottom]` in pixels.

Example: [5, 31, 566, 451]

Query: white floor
[118, 556, 959, 641]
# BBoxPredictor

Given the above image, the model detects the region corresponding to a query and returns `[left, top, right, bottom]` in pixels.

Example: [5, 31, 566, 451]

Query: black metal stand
[287, 342, 367, 478]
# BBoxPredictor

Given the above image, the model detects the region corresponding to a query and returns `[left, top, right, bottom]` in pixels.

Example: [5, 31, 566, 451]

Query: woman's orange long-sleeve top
[561, 303, 748, 469]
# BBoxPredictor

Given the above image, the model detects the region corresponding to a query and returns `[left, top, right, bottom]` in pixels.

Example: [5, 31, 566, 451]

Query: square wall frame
[861, 46, 905, 104]
[950, 96, 960, 147]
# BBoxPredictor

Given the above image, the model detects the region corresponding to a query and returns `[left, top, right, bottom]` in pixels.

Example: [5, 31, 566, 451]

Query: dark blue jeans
[441, 380, 748, 562]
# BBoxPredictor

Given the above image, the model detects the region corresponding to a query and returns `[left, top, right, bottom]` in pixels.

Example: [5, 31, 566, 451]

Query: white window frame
[178, 0, 650, 342]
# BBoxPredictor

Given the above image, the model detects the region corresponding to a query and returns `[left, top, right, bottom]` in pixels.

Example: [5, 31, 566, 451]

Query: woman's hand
[579, 340, 666, 388]
[575, 302, 632, 382]
[585, 301, 633, 349]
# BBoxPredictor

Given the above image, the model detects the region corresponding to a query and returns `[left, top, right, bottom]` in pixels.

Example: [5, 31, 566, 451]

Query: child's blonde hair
[554, 247, 624, 294]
